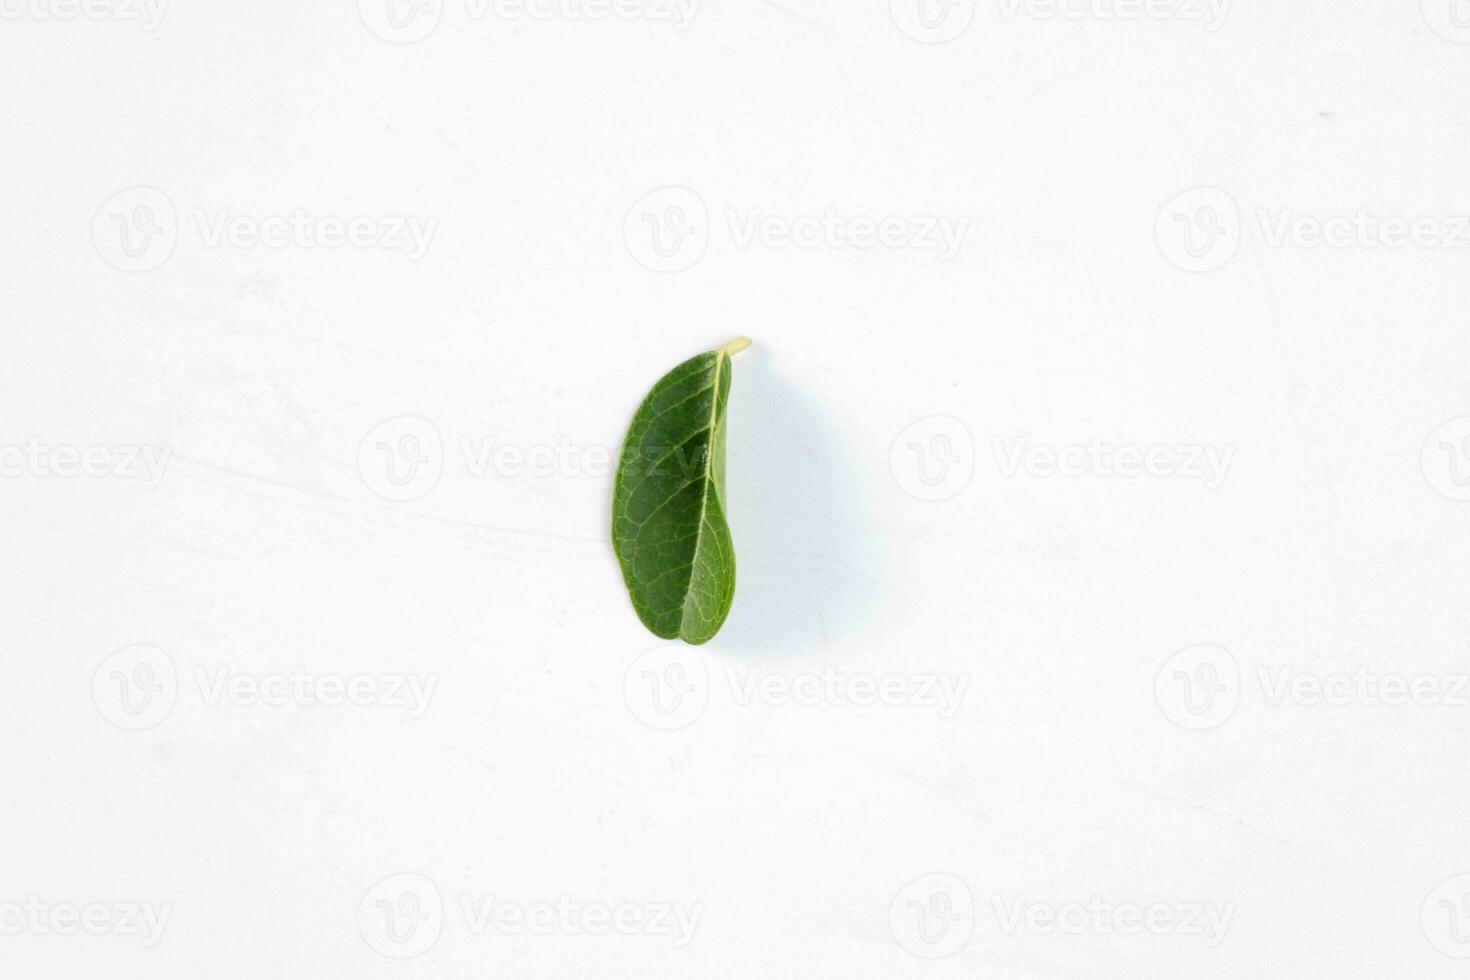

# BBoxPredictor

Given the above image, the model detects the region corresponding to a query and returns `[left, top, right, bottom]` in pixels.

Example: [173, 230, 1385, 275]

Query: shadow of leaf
[711, 352, 889, 659]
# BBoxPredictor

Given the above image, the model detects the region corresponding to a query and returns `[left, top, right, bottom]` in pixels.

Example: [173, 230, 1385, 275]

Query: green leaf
[612, 337, 751, 644]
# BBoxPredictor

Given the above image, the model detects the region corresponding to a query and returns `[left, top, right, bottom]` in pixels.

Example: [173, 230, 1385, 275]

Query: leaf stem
[717, 336, 752, 356]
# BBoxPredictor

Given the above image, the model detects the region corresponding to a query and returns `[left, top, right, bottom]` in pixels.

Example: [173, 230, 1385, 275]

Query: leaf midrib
[677, 351, 726, 634]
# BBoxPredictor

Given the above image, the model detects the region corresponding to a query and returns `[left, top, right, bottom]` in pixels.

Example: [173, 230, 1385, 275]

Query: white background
[3, 0, 1470, 976]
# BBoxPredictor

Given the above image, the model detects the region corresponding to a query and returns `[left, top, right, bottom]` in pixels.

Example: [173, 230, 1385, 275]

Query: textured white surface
[3, 1, 1470, 976]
